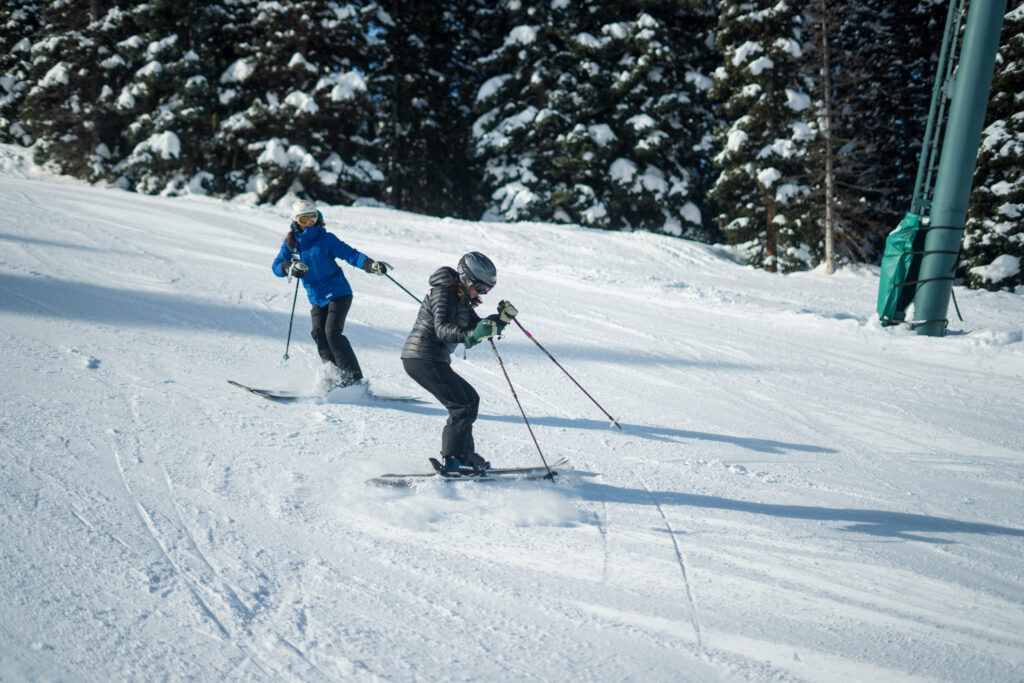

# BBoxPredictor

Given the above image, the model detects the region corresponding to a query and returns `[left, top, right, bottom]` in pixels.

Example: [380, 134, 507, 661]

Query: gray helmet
[458, 251, 496, 292]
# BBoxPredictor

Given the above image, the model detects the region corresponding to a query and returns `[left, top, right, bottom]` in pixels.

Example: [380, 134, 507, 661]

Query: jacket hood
[429, 266, 458, 288]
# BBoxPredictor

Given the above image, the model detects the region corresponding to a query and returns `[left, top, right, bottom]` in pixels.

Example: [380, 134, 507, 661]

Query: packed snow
[1, 144, 1022, 681]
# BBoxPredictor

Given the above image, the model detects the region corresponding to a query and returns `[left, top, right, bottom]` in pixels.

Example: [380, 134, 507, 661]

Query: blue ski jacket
[272, 217, 368, 307]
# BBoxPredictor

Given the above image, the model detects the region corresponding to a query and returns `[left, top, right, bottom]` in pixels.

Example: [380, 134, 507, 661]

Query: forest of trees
[1, 0, 1021, 290]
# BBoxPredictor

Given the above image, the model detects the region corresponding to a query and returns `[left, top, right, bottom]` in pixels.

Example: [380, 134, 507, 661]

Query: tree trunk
[765, 198, 778, 272]
[821, 0, 836, 274]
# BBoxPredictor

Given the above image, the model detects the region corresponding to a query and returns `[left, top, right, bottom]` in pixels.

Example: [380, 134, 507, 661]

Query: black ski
[367, 457, 569, 487]
[228, 380, 424, 404]
[228, 380, 317, 401]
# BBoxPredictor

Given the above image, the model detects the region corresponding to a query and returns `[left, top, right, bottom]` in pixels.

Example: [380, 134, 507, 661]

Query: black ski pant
[311, 295, 363, 384]
[402, 358, 479, 459]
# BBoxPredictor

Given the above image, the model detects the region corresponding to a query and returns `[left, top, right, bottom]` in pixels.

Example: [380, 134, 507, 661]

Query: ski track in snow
[637, 475, 704, 649]
[2, 145, 1024, 681]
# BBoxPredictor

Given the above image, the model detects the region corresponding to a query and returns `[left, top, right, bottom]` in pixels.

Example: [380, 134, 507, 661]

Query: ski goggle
[296, 213, 317, 227]
[471, 280, 492, 294]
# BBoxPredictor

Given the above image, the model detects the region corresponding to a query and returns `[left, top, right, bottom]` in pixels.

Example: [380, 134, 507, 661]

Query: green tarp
[877, 213, 923, 325]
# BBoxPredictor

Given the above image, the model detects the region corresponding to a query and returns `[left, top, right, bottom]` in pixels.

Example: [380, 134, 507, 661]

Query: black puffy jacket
[401, 266, 481, 362]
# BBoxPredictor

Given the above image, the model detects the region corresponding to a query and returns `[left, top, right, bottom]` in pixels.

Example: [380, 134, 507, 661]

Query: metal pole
[489, 339, 556, 481]
[913, 0, 1006, 336]
[282, 277, 300, 360]
[385, 272, 423, 305]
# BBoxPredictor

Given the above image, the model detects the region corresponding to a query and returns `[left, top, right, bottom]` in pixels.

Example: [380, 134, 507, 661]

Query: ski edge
[367, 457, 571, 487]
[366, 470, 563, 488]
[228, 380, 425, 404]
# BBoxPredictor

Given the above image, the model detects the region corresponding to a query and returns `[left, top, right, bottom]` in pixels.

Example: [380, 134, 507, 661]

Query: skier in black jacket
[401, 252, 517, 473]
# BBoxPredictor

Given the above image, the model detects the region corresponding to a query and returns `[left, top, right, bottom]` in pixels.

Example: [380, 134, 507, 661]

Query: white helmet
[291, 199, 318, 222]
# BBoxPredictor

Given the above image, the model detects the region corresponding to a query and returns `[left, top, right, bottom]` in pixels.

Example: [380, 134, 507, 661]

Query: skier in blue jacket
[272, 200, 389, 388]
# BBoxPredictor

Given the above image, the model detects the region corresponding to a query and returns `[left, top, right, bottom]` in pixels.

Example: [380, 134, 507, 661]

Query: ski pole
[283, 276, 300, 360]
[385, 271, 423, 305]
[508, 314, 621, 430]
[489, 338, 556, 481]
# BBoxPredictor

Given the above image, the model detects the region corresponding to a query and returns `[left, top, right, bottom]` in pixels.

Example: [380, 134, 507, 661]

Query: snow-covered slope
[1, 145, 1022, 681]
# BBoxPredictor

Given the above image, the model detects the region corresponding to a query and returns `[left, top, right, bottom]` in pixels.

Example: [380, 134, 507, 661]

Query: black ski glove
[363, 258, 389, 275]
[286, 261, 308, 278]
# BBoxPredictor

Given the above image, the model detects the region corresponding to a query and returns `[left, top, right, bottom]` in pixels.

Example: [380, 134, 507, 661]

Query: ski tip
[366, 477, 414, 488]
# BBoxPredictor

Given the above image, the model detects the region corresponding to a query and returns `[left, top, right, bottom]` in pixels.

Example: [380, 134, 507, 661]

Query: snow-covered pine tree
[709, 0, 815, 272]
[20, 1, 139, 180]
[961, 1, 1024, 292]
[470, 1, 574, 224]
[206, 0, 263, 196]
[472, 0, 715, 237]
[217, 0, 382, 204]
[602, 1, 718, 240]
[109, 3, 194, 194]
[111, 2, 237, 196]
[803, 0, 839, 272]
[0, 1, 45, 146]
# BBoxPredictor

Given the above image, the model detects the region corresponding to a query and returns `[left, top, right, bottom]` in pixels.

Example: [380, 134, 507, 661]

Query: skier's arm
[327, 234, 367, 271]
[271, 243, 294, 277]
[429, 288, 470, 344]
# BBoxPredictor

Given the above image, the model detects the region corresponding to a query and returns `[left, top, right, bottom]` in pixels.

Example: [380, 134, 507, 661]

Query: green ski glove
[463, 316, 505, 348]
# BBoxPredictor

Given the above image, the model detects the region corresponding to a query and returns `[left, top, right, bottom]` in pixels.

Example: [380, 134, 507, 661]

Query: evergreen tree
[709, 0, 814, 272]
[961, 1, 1024, 292]
[1, 0, 45, 145]
[20, 1, 139, 180]
[471, 1, 572, 224]
[204, 0, 263, 195]
[113, 1, 237, 195]
[603, 0, 718, 240]
[472, 0, 715, 237]
[216, 0, 382, 204]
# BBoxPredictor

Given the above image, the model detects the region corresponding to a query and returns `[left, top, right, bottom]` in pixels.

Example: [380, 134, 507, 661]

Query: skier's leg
[310, 304, 334, 363]
[324, 295, 362, 384]
[402, 358, 479, 462]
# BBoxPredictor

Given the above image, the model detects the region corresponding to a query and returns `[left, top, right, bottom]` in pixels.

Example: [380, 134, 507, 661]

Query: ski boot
[460, 452, 490, 474]
[320, 364, 366, 394]
[437, 455, 465, 475]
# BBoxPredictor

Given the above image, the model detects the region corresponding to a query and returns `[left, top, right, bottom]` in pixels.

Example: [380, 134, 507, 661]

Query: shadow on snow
[571, 476, 1024, 543]
[386, 401, 834, 456]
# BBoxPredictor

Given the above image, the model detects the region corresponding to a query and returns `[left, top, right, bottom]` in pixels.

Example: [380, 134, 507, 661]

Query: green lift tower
[876, 0, 1007, 335]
